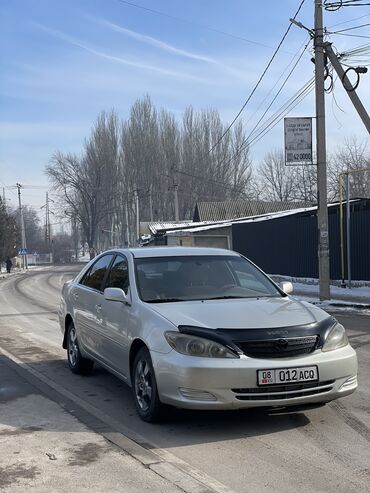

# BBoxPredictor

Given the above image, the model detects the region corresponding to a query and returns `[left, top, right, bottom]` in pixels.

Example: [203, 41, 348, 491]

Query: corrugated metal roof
[148, 221, 197, 234]
[193, 200, 312, 222]
[168, 200, 360, 235]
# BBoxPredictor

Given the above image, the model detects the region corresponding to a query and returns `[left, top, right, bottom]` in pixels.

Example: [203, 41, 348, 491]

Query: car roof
[112, 246, 240, 259]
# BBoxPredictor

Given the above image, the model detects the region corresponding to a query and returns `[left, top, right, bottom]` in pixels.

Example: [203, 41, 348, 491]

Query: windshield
[135, 255, 282, 302]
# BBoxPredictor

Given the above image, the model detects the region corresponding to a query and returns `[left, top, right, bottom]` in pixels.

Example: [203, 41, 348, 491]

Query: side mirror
[104, 287, 130, 304]
[279, 281, 293, 295]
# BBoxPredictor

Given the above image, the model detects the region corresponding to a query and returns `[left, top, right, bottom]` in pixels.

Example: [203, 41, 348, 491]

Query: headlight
[322, 323, 349, 352]
[164, 331, 238, 358]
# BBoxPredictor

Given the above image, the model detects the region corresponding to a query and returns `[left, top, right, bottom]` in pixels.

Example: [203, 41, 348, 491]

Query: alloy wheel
[68, 326, 79, 367]
[134, 359, 153, 412]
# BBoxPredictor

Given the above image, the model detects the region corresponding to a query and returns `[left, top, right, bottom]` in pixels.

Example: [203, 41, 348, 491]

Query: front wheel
[67, 323, 94, 375]
[132, 347, 169, 422]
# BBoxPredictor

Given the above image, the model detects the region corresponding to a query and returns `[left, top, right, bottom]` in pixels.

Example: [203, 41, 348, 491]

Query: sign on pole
[284, 117, 313, 165]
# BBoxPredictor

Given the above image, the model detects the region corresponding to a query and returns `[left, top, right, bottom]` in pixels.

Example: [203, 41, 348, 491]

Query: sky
[1, 0, 369, 215]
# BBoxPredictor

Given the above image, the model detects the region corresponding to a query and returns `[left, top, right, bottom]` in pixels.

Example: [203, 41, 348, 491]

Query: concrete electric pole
[16, 183, 28, 270]
[149, 184, 154, 222]
[173, 184, 179, 222]
[314, 0, 330, 300]
[324, 42, 370, 134]
[134, 188, 140, 245]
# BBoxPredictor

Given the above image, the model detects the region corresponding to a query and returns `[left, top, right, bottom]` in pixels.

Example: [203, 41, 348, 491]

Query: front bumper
[152, 345, 358, 410]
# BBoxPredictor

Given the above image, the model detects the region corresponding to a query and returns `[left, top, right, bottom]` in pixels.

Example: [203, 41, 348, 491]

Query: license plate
[257, 366, 319, 386]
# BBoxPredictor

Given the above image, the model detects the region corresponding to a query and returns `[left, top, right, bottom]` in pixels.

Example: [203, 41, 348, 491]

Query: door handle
[72, 291, 79, 301]
[95, 304, 102, 313]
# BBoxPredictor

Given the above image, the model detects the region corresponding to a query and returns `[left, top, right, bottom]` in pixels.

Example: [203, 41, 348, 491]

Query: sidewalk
[272, 276, 370, 310]
[0, 355, 180, 493]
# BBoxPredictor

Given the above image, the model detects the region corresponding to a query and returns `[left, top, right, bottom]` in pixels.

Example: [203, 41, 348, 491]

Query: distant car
[59, 247, 357, 422]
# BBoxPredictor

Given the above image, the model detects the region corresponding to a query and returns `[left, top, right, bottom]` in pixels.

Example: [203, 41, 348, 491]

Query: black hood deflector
[178, 317, 337, 356]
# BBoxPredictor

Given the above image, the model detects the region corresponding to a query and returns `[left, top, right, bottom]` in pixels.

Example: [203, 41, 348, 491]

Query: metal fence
[232, 199, 370, 281]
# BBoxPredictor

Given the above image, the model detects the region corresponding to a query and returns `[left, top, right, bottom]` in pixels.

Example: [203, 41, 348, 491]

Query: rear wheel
[132, 347, 169, 422]
[67, 322, 94, 374]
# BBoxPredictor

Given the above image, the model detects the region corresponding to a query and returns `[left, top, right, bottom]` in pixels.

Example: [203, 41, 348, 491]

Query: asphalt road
[1, 265, 370, 492]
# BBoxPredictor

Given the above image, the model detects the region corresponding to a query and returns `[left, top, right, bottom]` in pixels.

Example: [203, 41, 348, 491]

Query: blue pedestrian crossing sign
[19, 248, 28, 255]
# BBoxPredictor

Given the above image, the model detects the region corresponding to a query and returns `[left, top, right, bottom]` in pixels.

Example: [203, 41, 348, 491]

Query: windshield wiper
[145, 297, 186, 303]
[207, 294, 278, 300]
[207, 295, 246, 300]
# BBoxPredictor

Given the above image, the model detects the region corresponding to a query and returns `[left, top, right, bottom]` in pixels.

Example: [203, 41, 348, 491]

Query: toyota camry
[59, 247, 357, 422]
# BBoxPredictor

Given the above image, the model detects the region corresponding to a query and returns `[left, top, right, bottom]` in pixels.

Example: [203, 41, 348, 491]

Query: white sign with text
[284, 117, 313, 165]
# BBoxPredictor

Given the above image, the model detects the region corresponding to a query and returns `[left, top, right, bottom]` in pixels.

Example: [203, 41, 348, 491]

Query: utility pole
[43, 192, 50, 244]
[173, 184, 179, 222]
[324, 43, 370, 134]
[16, 183, 28, 270]
[134, 188, 140, 245]
[125, 201, 130, 248]
[314, 0, 330, 300]
[41, 192, 53, 254]
[71, 214, 79, 261]
[170, 166, 180, 222]
[149, 184, 154, 222]
[346, 173, 351, 289]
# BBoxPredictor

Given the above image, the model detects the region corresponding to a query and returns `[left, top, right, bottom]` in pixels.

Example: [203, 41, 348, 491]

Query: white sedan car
[59, 247, 357, 422]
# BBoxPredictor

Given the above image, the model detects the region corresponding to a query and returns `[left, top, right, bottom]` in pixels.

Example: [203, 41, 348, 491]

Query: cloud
[96, 18, 216, 63]
[91, 17, 251, 80]
[32, 23, 208, 82]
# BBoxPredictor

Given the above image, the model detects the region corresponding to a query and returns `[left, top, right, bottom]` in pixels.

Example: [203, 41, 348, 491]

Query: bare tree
[258, 150, 296, 202]
[46, 111, 120, 256]
[0, 199, 19, 260]
[292, 165, 317, 203]
[328, 137, 370, 201]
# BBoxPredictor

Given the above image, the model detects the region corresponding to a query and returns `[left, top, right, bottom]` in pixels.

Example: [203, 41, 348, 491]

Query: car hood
[149, 296, 329, 329]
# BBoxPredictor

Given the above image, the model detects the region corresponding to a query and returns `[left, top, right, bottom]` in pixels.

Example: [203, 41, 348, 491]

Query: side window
[105, 256, 129, 293]
[80, 255, 114, 291]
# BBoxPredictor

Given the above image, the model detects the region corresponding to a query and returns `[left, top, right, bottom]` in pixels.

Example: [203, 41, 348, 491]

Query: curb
[0, 346, 234, 493]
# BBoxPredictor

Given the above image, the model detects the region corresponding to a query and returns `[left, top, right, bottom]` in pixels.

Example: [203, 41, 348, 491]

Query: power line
[330, 22, 370, 33]
[236, 36, 311, 142]
[160, 171, 247, 196]
[206, 42, 314, 172]
[222, 77, 316, 165]
[328, 13, 370, 28]
[205, 0, 307, 156]
[114, 0, 278, 50]
[246, 40, 312, 145]
[154, 76, 315, 194]
[330, 32, 370, 39]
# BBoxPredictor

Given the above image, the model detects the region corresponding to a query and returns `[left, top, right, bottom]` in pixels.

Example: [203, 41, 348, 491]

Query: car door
[73, 254, 114, 359]
[99, 254, 131, 377]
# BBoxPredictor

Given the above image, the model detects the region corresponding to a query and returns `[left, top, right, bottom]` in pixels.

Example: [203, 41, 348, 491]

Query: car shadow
[0, 353, 315, 451]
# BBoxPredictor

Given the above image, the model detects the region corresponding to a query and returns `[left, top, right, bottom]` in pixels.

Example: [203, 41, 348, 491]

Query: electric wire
[330, 32, 370, 39]
[325, 0, 370, 9]
[207, 76, 316, 175]
[244, 40, 312, 145]
[238, 36, 311, 142]
[114, 0, 277, 50]
[204, 0, 307, 156]
[328, 13, 370, 28]
[330, 21, 370, 33]
[167, 76, 316, 194]
[240, 79, 315, 151]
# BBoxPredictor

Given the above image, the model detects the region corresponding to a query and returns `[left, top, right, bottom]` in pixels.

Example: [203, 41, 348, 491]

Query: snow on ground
[292, 282, 370, 302]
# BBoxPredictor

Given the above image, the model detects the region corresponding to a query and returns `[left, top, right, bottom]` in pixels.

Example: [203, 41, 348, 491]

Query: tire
[67, 322, 94, 375]
[132, 347, 169, 422]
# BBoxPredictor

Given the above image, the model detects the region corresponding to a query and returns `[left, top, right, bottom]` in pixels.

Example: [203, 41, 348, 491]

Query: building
[149, 199, 370, 281]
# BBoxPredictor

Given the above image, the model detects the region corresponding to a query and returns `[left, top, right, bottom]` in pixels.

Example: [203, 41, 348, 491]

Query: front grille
[236, 335, 319, 358]
[232, 380, 335, 401]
